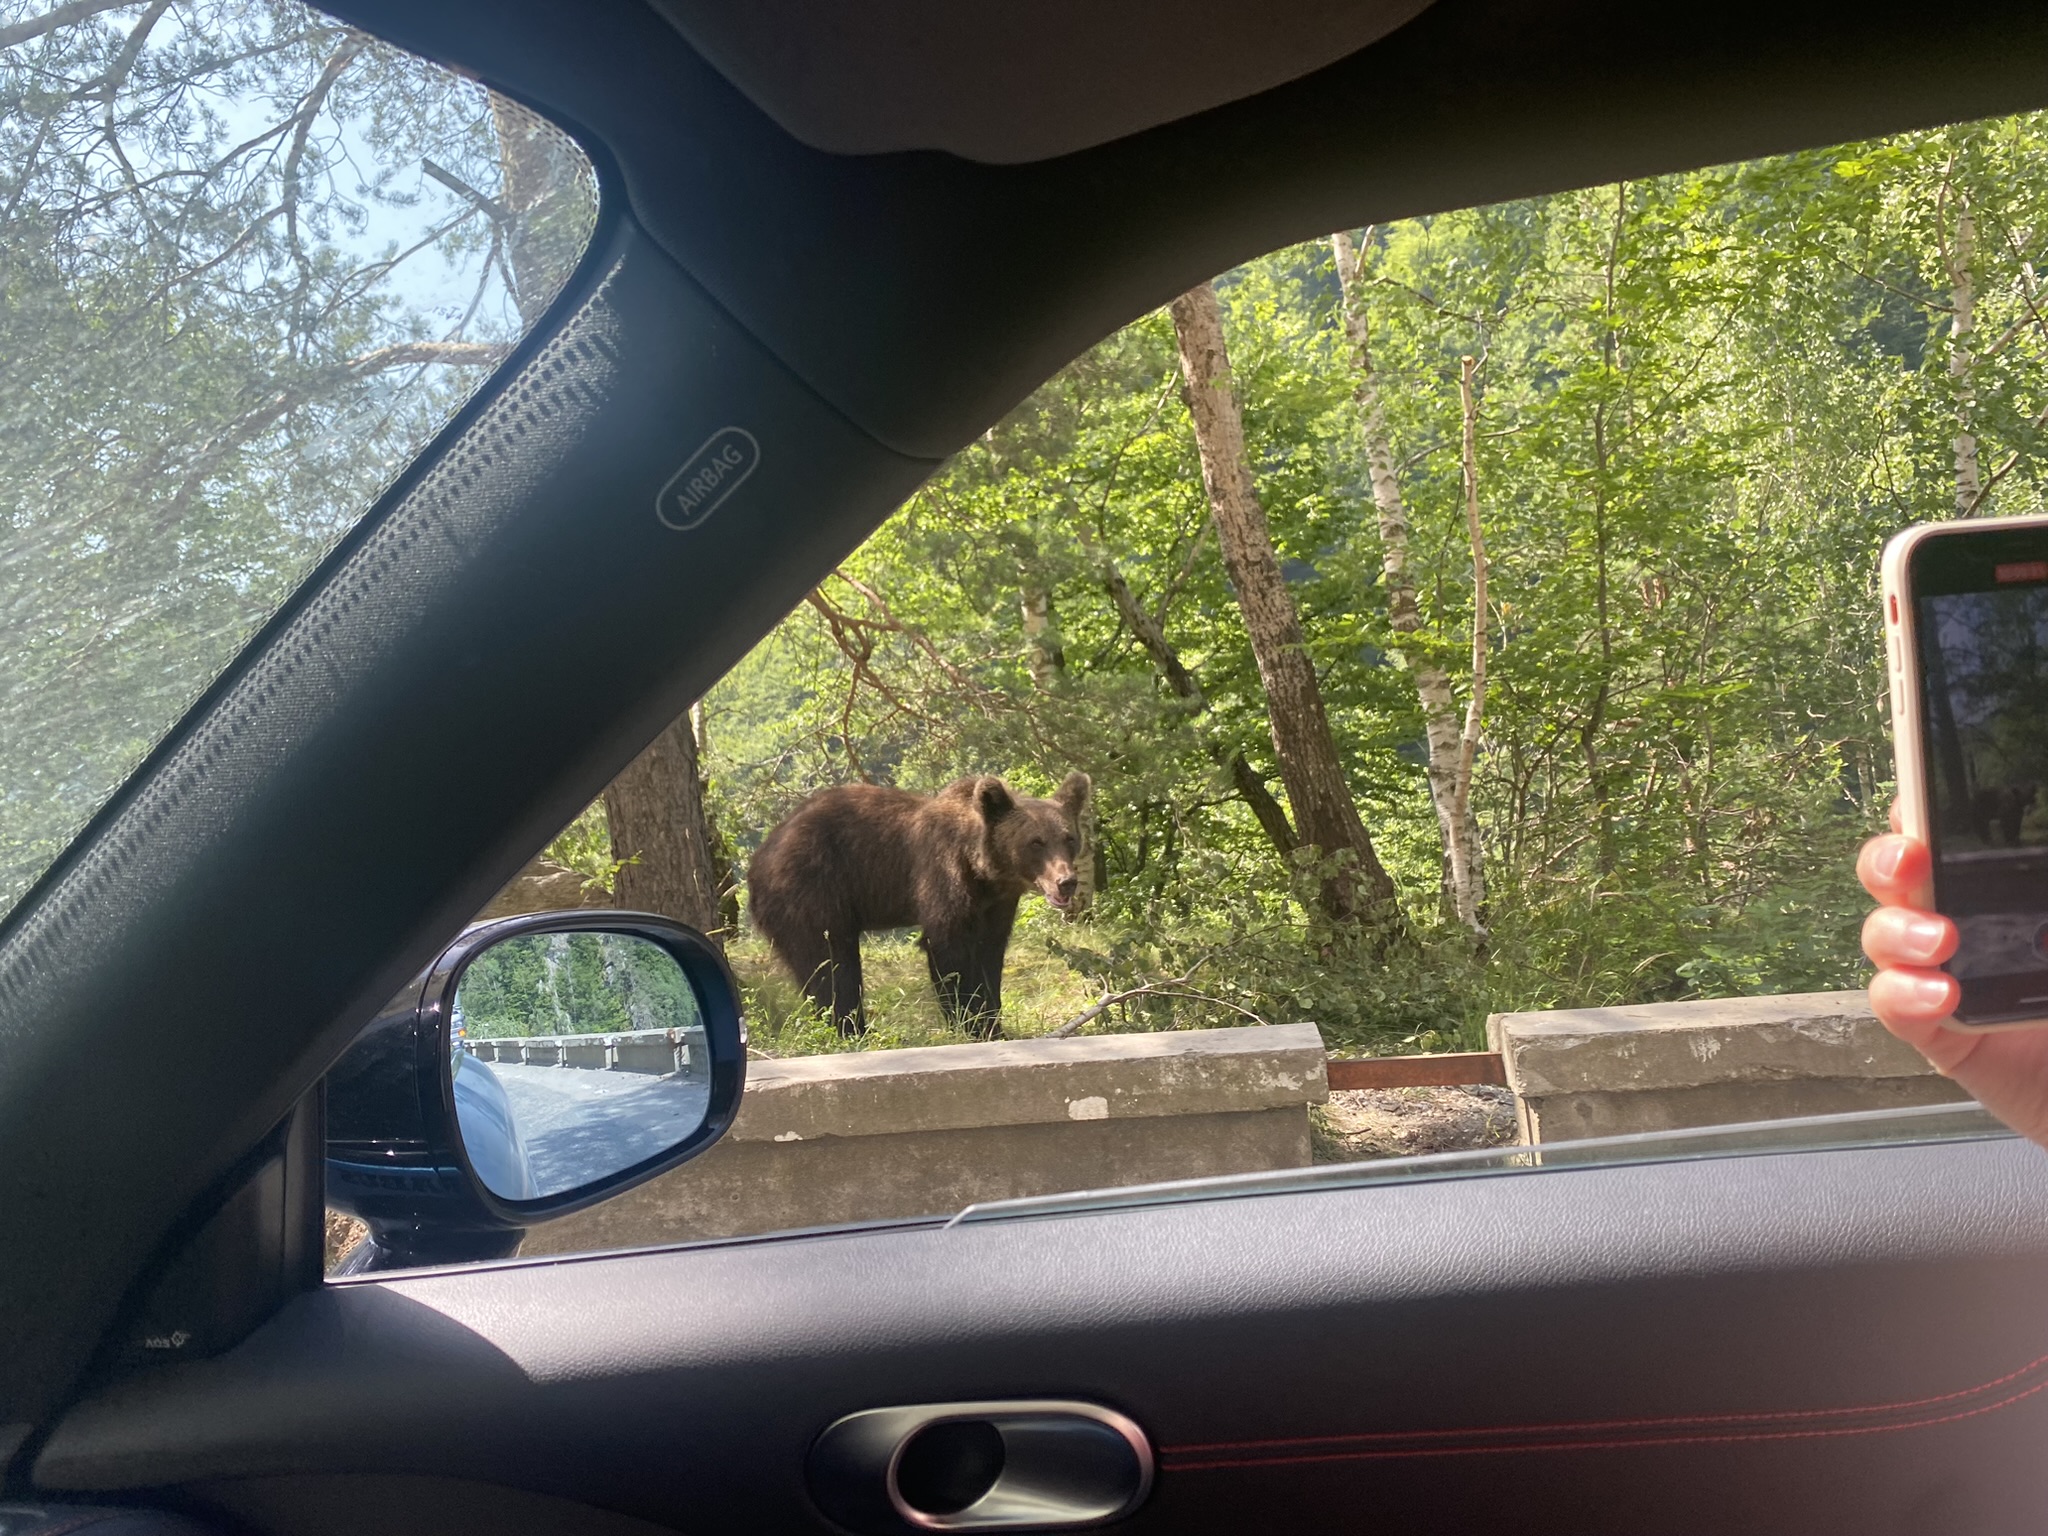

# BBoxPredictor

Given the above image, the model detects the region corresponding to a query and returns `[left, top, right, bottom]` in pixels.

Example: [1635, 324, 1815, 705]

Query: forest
[664, 114, 2048, 1056]
[456, 932, 693, 1040]
[10, 3, 2048, 1059]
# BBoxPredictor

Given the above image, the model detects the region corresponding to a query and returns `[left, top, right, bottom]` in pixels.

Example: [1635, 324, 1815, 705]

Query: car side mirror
[324, 911, 745, 1273]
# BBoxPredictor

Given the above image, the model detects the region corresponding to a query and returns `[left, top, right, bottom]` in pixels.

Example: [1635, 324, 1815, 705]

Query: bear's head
[969, 771, 1093, 910]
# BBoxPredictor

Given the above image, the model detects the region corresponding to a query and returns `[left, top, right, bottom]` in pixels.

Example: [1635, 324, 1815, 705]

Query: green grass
[725, 904, 1563, 1062]
[730, 909, 1114, 1056]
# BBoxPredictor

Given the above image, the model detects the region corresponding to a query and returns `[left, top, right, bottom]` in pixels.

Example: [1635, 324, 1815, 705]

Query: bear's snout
[1040, 867, 1079, 908]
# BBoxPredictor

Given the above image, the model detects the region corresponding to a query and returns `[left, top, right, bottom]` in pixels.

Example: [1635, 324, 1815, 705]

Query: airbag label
[655, 426, 759, 531]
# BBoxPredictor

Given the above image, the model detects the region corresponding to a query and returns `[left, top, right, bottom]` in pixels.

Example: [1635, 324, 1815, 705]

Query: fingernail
[1910, 975, 1954, 1008]
[1872, 840, 1907, 881]
[1900, 915, 1949, 962]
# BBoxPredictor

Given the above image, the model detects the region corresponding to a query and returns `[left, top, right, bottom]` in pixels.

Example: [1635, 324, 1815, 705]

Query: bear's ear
[975, 776, 1016, 823]
[1056, 770, 1093, 819]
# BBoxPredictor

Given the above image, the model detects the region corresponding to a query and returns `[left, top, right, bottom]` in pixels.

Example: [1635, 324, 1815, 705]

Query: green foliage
[457, 933, 695, 1038]
[544, 801, 626, 893]
[703, 112, 2048, 1047]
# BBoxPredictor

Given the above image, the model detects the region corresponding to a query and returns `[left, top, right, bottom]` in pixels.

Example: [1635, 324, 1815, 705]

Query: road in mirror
[452, 932, 710, 1202]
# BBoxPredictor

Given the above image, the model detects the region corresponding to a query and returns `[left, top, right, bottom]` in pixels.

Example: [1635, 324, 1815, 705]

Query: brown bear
[747, 772, 1092, 1038]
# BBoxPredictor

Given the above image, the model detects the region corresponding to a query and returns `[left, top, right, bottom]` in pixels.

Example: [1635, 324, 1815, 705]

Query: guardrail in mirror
[462, 1026, 710, 1078]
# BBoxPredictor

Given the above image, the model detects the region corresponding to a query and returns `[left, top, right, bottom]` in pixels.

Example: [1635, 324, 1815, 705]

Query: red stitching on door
[1160, 1351, 2048, 1471]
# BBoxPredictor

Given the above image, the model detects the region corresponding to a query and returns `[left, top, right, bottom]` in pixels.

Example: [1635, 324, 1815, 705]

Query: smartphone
[1884, 514, 2048, 1027]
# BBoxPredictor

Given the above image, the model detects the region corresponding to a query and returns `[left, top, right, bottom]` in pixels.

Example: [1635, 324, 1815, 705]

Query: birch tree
[1331, 228, 1487, 937]
[1449, 354, 1490, 937]
[1944, 185, 1985, 516]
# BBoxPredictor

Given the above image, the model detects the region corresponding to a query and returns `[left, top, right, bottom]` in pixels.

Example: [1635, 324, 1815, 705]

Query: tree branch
[1080, 527, 1299, 856]
[91, 0, 170, 104]
[801, 587, 945, 774]
[1044, 956, 1259, 1039]
[282, 38, 366, 314]
[156, 340, 510, 527]
[0, 0, 138, 49]
[422, 157, 510, 224]
[341, 340, 511, 374]
[828, 569, 995, 702]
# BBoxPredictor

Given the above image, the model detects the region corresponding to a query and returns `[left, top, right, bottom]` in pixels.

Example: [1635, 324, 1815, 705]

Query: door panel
[36, 1134, 2048, 1534]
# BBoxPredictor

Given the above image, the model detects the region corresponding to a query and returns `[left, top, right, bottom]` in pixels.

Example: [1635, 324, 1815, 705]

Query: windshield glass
[0, 0, 598, 917]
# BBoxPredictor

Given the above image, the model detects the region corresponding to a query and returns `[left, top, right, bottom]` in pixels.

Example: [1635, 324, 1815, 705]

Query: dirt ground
[1312, 1084, 1520, 1162]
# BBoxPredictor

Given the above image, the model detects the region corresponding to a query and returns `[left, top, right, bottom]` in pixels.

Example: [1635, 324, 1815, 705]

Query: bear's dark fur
[748, 772, 1092, 1038]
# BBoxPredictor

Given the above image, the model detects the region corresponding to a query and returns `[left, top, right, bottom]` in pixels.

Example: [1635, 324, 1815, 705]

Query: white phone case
[1881, 513, 2048, 1031]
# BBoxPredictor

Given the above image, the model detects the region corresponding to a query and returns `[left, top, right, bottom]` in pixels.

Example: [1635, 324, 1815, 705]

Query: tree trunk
[1068, 789, 1100, 919]
[1450, 354, 1490, 940]
[1582, 184, 1626, 879]
[690, 702, 743, 935]
[602, 712, 728, 942]
[1169, 280, 1402, 935]
[1331, 229, 1485, 935]
[1020, 584, 1066, 687]
[1948, 198, 1984, 516]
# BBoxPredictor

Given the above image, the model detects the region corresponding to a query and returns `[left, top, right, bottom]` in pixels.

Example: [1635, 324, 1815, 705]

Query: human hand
[1859, 804, 2048, 1148]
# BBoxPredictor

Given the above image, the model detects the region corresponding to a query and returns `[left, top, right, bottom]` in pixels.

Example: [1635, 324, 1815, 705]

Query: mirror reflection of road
[488, 1061, 710, 1197]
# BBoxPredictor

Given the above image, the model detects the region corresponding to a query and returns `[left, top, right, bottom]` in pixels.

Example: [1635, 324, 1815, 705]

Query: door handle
[807, 1400, 1154, 1532]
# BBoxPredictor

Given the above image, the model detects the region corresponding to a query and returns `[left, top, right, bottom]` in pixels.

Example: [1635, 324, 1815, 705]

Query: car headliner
[2, 0, 2048, 1445]
[647, 0, 1438, 162]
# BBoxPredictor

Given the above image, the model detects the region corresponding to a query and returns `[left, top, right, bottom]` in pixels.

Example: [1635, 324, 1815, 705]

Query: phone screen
[1912, 530, 2048, 1021]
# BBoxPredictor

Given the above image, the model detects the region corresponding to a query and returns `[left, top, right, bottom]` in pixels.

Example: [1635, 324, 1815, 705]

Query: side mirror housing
[325, 911, 745, 1272]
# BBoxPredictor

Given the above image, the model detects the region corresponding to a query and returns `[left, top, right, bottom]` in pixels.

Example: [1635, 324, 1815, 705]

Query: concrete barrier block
[560, 1036, 608, 1069]
[679, 1025, 709, 1080]
[1488, 990, 1973, 1143]
[612, 1036, 680, 1075]
[728, 1021, 1328, 1144]
[520, 1039, 564, 1068]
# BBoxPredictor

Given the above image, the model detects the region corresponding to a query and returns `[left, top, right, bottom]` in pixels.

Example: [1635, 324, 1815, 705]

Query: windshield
[0, 0, 598, 917]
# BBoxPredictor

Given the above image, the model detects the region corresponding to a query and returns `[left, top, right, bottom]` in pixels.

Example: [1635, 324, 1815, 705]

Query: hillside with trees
[674, 117, 2048, 1054]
